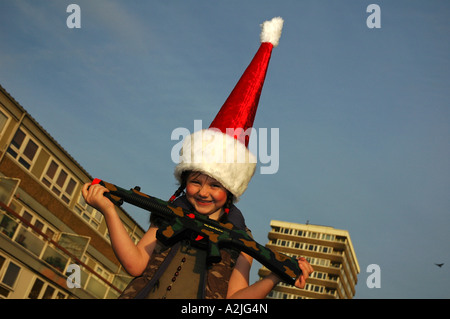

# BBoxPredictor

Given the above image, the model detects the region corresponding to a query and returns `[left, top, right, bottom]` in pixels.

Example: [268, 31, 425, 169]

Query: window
[3, 260, 21, 288]
[41, 160, 78, 204]
[312, 272, 327, 280]
[96, 266, 111, 282]
[28, 277, 67, 299]
[20, 209, 57, 241]
[7, 128, 40, 170]
[34, 220, 44, 233]
[22, 211, 33, 225]
[28, 278, 44, 299]
[81, 255, 116, 298]
[42, 285, 55, 299]
[314, 285, 323, 293]
[0, 255, 21, 297]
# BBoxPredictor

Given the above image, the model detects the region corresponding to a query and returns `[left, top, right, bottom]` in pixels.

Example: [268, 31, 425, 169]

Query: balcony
[0, 202, 129, 299]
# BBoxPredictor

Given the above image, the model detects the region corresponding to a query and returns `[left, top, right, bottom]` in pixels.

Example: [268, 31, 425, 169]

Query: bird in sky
[434, 263, 444, 268]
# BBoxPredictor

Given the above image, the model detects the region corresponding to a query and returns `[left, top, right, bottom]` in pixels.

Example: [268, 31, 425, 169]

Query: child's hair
[169, 170, 233, 222]
[168, 170, 190, 203]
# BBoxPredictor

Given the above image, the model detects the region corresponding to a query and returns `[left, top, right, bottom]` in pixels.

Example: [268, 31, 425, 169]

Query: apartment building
[259, 220, 360, 299]
[0, 85, 145, 299]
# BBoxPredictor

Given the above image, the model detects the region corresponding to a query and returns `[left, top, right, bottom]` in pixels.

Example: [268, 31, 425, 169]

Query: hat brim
[174, 129, 257, 201]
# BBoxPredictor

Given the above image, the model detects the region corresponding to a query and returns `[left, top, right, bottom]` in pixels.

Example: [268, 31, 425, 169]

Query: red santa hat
[174, 17, 284, 201]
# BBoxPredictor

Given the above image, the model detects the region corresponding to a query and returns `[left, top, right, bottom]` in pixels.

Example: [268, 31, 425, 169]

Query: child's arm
[82, 183, 157, 276]
[227, 253, 280, 299]
[226, 253, 314, 299]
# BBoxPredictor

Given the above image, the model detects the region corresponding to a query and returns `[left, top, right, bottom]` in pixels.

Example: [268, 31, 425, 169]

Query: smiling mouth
[194, 198, 213, 205]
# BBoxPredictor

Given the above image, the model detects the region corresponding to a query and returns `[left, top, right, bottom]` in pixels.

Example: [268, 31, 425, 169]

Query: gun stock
[91, 178, 301, 285]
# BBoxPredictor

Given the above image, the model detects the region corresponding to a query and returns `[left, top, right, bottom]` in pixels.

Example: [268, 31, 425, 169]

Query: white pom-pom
[260, 17, 284, 47]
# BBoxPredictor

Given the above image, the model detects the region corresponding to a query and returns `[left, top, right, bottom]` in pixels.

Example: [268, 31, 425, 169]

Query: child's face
[185, 172, 228, 219]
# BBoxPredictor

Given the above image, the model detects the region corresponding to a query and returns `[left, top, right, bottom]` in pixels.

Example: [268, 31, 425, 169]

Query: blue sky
[1, 0, 449, 298]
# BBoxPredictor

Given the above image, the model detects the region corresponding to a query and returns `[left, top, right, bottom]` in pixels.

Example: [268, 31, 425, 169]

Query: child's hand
[294, 257, 314, 289]
[81, 182, 115, 215]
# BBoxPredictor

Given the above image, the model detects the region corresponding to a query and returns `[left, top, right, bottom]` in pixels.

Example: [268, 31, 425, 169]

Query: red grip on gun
[91, 178, 102, 185]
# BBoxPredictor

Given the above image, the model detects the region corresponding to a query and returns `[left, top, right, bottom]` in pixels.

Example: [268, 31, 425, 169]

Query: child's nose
[198, 185, 209, 197]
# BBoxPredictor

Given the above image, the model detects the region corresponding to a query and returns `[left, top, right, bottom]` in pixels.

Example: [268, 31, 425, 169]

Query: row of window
[271, 238, 335, 255]
[0, 250, 121, 299]
[4, 200, 111, 277]
[271, 226, 346, 243]
[277, 269, 339, 286]
[10, 203, 57, 240]
[267, 290, 303, 299]
[4, 125, 141, 244]
[0, 207, 126, 299]
[27, 277, 67, 299]
[268, 283, 337, 299]
[0, 111, 66, 208]
[0, 107, 136, 298]
[7, 128, 80, 205]
[303, 283, 337, 296]
[0, 110, 99, 230]
[0, 253, 67, 299]
[4, 125, 110, 235]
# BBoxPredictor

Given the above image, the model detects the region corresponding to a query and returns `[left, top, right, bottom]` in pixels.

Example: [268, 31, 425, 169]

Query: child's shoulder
[227, 204, 247, 230]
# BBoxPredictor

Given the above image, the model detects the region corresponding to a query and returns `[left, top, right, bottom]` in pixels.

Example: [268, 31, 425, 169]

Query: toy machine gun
[91, 178, 301, 285]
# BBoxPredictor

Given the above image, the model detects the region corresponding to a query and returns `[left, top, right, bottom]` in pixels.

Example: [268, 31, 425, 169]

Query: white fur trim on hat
[174, 129, 257, 201]
[260, 17, 284, 47]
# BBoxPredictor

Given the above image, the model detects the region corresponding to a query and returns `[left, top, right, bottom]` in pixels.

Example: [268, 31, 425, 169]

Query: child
[82, 171, 312, 299]
[82, 17, 313, 299]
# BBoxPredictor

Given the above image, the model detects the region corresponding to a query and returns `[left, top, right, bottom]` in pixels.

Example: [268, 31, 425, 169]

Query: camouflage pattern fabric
[204, 248, 239, 299]
[118, 244, 171, 299]
[118, 241, 240, 299]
